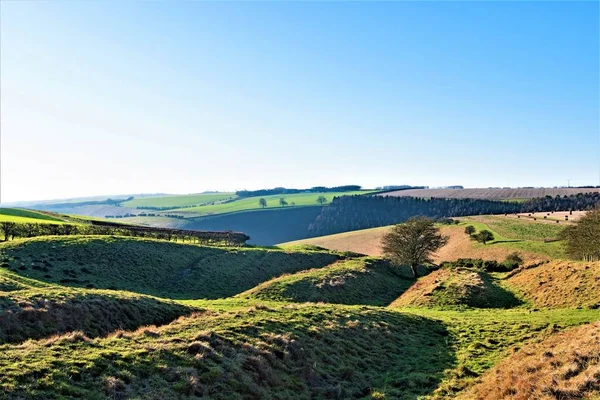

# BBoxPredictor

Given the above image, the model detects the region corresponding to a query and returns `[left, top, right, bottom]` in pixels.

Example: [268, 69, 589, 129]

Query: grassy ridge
[0, 303, 454, 400]
[0, 208, 66, 224]
[0, 287, 191, 344]
[507, 260, 600, 308]
[390, 268, 522, 309]
[0, 236, 341, 299]
[460, 321, 600, 399]
[239, 257, 421, 306]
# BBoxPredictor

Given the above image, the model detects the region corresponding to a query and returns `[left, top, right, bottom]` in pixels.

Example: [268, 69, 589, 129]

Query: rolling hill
[238, 257, 423, 306]
[0, 236, 341, 299]
[282, 215, 567, 263]
[380, 187, 600, 199]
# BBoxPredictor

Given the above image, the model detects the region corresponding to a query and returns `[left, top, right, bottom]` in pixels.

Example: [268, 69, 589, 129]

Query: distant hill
[380, 187, 600, 199]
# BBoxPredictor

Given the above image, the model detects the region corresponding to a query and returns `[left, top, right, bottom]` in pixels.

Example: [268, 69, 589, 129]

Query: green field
[0, 208, 66, 224]
[169, 190, 376, 216]
[121, 192, 237, 208]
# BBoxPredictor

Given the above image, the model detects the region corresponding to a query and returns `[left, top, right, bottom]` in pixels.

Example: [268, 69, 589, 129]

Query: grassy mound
[507, 260, 600, 308]
[390, 268, 521, 309]
[460, 321, 600, 400]
[0, 303, 454, 400]
[0, 288, 191, 344]
[238, 257, 421, 306]
[0, 236, 340, 299]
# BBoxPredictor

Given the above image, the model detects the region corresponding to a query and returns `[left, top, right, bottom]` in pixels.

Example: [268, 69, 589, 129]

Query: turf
[238, 257, 420, 306]
[0, 236, 341, 299]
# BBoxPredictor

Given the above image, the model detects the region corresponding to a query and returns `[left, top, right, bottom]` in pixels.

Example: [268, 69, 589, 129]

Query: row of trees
[308, 193, 600, 237]
[237, 185, 361, 198]
[258, 196, 328, 208]
[0, 221, 249, 246]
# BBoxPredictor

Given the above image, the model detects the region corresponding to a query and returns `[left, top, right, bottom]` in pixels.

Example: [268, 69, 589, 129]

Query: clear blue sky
[1, 1, 598, 202]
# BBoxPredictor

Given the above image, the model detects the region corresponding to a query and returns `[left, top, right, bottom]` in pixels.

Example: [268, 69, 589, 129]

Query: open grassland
[381, 187, 600, 199]
[461, 321, 600, 400]
[282, 216, 566, 263]
[121, 193, 237, 208]
[169, 190, 375, 216]
[0, 298, 598, 399]
[507, 260, 600, 308]
[389, 268, 521, 309]
[0, 236, 342, 299]
[238, 257, 423, 306]
[0, 208, 67, 224]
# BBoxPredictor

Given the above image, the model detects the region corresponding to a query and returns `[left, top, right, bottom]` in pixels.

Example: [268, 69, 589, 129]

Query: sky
[1, 1, 599, 203]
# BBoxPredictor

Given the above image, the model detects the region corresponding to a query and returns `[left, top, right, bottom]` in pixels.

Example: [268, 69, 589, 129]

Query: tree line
[236, 185, 362, 198]
[308, 193, 600, 237]
[0, 220, 249, 246]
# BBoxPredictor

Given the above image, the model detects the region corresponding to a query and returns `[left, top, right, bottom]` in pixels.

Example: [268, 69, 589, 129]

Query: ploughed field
[380, 187, 600, 200]
[0, 227, 599, 399]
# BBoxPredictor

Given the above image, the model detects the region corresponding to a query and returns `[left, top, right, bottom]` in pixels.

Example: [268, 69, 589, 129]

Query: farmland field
[282, 215, 568, 262]
[0, 208, 66, 224]
[381, 187, 600, 199]
[167, 190, 376, 215]
[121, 192, 237, 208]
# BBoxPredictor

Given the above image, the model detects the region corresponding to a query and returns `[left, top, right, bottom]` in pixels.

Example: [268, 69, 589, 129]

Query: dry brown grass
[283, 224, 548, 263]
[460, 322, 600, 400]
[507, 261, 600, 308]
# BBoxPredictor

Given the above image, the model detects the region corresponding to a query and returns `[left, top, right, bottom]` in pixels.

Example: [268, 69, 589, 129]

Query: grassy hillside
[389, 268, 521, 309]
[0, 287, 191, 344]
[507, 260, 600, 308]
[238, 257, 422, 306]
[282, 216, 567, 262]
[0, 303, 454, 400]
[0, 208, 66, 224]
[121, 193, 237, 208]
[460, 321, 600, 400]
[168, 190, 375, 215]
[0, 236, 340, 299]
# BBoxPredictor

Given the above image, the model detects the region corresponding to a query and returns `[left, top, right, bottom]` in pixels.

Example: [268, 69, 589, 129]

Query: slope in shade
[390, 268, 522, 309]
[0, 236, 340, 299]
[238, 257, 424, 306]
[0, 287, 191, 344]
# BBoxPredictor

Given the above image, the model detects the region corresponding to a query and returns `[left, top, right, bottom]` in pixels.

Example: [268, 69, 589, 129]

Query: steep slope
[390, 268, 521, 309]
[0, 236, 340, 299]
[238, 257, 421, 306]
[460, 322, 600, 400]
[507, 261, 600, 308]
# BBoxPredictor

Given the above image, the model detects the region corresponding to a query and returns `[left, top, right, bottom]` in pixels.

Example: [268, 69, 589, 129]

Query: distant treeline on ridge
[235, 185, 363, 197]
[308, 193, 600, 237]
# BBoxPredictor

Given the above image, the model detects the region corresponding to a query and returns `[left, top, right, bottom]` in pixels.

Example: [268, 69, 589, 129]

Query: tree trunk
[410, 264, 418, 279]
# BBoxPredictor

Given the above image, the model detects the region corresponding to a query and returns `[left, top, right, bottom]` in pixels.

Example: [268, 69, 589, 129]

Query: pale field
[380, 187, 600, 199]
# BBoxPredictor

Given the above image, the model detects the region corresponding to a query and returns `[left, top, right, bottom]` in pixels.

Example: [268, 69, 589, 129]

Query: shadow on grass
[0, 307, 456, 400]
